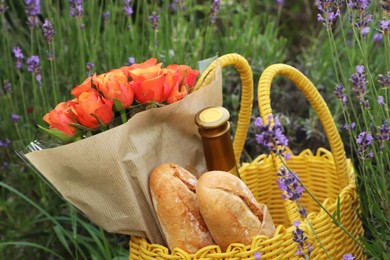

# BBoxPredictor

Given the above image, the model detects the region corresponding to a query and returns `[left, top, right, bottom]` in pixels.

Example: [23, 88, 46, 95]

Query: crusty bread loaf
[196, 170, 272, 251]
[149, 163, 214, 253]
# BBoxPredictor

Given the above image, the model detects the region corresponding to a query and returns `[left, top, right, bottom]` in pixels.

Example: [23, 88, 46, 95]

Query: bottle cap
[195, 106, 230, 129]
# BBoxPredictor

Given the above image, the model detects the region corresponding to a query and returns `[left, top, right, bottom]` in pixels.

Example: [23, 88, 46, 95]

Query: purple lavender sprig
[348, 0, 373, 37]
[12, 47, 24, 70]
[379, 19, 390, 33]
[316, 0, 340, 28]
[3, 80, 11, 94]
[344, 122, 356, 131]
[334, 83, 347, 106]
[170, 0, 186, 12]
[25, 0, 40, 28]
[209, 0, 220, 24]
[11, 113, 21, 124]
[373, 32, 383, 44]
[377, 96, 385, 106]
[0, 138, 11, 148]
[0, 1, 8, 14]
[350, 65, 369, 107]
[253, 251, 262, 259]
[102, 10, 110, 21]
[42, 19, 55, 44]
[378, 72, 390, 89]
[26, 55, 42, 83]
[128, 57, 135, 65]
[343, 253, 355, 259]
[0, 162, 9, 171]
[356, 131, 374, 159]
[149, 12, 159, 31]
[276, 167, 304, 202]
[123, 0, 133, 17]
[348, 0, 370, 10]
[254, 115, 289, 156]
[293, 220, 313, 258]
[377, 121, 389, 153]
[276, 0, 285, 7]
[69, 0, 83, 18]
[86, 61, 95, 76]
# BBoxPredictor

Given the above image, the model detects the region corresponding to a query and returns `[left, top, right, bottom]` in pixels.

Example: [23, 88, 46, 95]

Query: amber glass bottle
[195, 106, 240, 178]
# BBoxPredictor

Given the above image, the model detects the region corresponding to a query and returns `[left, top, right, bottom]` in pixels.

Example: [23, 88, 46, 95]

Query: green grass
[1, 0, 389, 259]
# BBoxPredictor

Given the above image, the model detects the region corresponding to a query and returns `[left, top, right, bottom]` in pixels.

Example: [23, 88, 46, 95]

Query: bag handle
[257, 64, 348, 182]
[194, 53, 254, 164]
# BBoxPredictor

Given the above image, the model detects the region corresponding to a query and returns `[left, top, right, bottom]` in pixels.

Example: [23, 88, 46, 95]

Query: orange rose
[120, 58, 158, 77]
[129, 63, 175, 104]
[69, 89, 114, 129]
[71, 76, 94, 97]
[166, 65, 200, 104]
[92, 69, 134, 109]
[43, 102, 77, 136]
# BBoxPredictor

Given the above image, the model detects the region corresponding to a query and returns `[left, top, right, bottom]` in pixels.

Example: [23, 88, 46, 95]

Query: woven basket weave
[129, 54, 365, 259]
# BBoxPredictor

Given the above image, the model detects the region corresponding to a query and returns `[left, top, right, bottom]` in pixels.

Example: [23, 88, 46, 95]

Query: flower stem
[277, 154, 367, 251]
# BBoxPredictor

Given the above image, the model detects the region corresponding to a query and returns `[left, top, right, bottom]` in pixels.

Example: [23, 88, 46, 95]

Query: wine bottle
[195, 106, 240, 178]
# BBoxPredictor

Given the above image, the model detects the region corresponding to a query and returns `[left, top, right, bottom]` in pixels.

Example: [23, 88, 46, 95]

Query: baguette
[149, 163, 214, 253]
[196, 170, 274, 251]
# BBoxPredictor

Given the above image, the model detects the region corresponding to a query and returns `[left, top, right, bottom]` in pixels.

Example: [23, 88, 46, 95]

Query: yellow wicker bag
[129, 54, 365, 259]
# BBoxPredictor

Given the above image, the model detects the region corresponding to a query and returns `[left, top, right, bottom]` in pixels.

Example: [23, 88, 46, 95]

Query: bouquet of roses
[20, 57, 223, 244]
[41, 58, 201, 143]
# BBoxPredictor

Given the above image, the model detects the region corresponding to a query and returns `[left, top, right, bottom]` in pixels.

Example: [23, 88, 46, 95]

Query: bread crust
[149, 163, 214, 253]
[196, 171, 267, 251]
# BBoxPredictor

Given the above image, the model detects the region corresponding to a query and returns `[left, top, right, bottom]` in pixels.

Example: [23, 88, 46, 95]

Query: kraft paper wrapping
[25, 67, 222, 245]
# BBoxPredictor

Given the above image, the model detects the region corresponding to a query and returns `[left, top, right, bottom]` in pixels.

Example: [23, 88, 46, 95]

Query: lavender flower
[348, 0, 370, 10]
[12, 47, 24, 70]
[42, 19, 55, 43]
[149, 12, 160, 31]
[378, 72, 390, 89]
[123, 0, 133, 17]
[210, 0, 220, 24]
[343, 253, 355, 260]
[170, 0, 186, 12]
[334, 83, 347, 106]
[11, 113, 21, 124]
[317, 0, 340, 28]
[0, 1, 8, 14]
[86, 62, 95, 76]
[0, 138, 11, 147]
[3, 80, 11, 94]
[26, 55, 42, 83]
[377, 121, 389, 152]
[373, 32, 384, 44]
[276, 167, 304, 202]
[254, 251, 262, 259]
[348, 0, 372, 37]
[0, 161, 9, 171]
[379, 19, 390, 33]
[344, 122, 356, 131]
[25, 0, 40, 28]
[377, 96, 385, 106]
[69, 0, 83, 17]
[102, 10, 110, 21]
[292, 220, 313, 258]
[382, 1, 390, 12]
[128, 56, 135, 65]
[350, 65, 368, 99]
[356, 131, 374, 159]
[359, 98, 370, 109]
[254, 115, 289, 155]
[276, 0, 285, 7]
